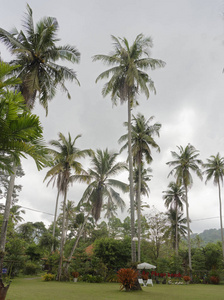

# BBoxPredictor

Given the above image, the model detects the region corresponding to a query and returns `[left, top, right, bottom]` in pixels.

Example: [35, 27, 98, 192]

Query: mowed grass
[6, 278, 224, 300]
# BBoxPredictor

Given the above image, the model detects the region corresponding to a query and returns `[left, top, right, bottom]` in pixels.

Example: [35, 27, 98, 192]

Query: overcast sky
[1, 0, 224, 234]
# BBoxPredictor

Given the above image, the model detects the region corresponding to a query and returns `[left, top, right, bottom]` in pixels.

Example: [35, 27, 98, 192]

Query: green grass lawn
[6, 278, 224, 300]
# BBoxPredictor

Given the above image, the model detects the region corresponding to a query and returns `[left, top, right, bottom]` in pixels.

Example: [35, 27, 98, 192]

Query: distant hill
[191, 228, 222, 245]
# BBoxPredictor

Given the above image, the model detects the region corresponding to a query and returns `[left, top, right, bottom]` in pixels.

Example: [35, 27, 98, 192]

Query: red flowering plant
[117, 268, 138, 291]
[72, 271, 79, 278]
[183, 275, 190, 282]
[141, 270, 149, 280]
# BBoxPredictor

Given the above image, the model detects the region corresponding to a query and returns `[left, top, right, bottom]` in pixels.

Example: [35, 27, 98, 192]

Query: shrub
[117, 268, 138, 291]
[81, 274, 103, 283]
[23, 261, 40, 275]
[210, 276, 220, 284]
[42, 273, 55, 281]
[106, 271, 118, 283]
[183, 276, 190, 282]
[72, 271, 79, 278]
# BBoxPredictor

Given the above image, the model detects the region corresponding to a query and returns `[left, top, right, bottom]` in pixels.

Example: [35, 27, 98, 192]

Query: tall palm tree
[64, 149, 128, 273]
[167, 144, 203, 274]
[166, 208, 188, 252]
[93, 36, 165, 261]
[0, 4, 80, 113]
[44, 132, 92, 281]
[119, 113, 161, 262]
[204, 153, 224, 260]
[163, 181, 185, 255]
[79, 149, 128, 222]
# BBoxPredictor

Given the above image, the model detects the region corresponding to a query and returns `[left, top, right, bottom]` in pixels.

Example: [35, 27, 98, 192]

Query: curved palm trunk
[51, 189, 60, 252]
[175, 199, 178, 256]
[218, 180, 224, 260]
[137, 162, 141, 262]
[184, 185, 192, 275]
[64, 211, 91, 274]
[0, 162, 17, 273]
[57, 187, 68, 281]
[128, 97, 136, 262]
[64, 211, 69, 245]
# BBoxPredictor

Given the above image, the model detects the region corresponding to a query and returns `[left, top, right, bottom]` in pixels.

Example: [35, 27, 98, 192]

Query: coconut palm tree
[79, 149, 128, 222]
[119, 113, 161, 261]
[93, 36, 165, 261]
[163, 181, 185, 255]
[204, 153, 224, 260]
[64, 149, 128, 273]
[45, 132, 92, 281]
[167, 144, 203, 274]
[165, 208, 188, 251]
[0, 4, 80, 113]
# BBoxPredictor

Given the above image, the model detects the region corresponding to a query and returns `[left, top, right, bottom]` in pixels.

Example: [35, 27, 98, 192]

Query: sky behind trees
[1, 0, 224, 233]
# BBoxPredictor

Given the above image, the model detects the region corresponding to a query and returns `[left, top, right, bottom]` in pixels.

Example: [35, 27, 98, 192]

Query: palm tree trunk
[64, 211, 69, 245]
[64, 211, 91, 274]
[0, 162, 17, 273]
[185, 185, 192, 275]
[137, 162, 141, 262]
[218, 180, 224, 260]
[51, 189, 60, 252]
[57, 187, 67, 281]
[127, 97, 136, 262]
[175, 200, 178, 256]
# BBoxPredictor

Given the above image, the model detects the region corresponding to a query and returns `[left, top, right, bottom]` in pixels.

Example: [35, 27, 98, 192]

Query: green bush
[81, 274, 104, 283]
[42, 273, 55, 281]
[106, 271, 118, 282]
[23, 261, 40, 275]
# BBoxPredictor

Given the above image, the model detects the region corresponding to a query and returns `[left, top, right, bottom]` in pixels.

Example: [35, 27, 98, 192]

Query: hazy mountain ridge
[192, 228, 222, 245]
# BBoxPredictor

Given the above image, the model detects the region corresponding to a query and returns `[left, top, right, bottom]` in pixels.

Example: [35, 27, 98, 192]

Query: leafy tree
[192, 248, 206, 272]
[146, 210, 168, 260]
[45, 132, 91, 280]
[93, 34, 165, 261]
[163, 181, 185, 255]
[204, 153, 224, 260]
[94, 237, 131, 270]
[107, 216, 123, 238]
[167, 144, 203, 274]
[4, 234, 27, 276]
[203, 242, 223, 270]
